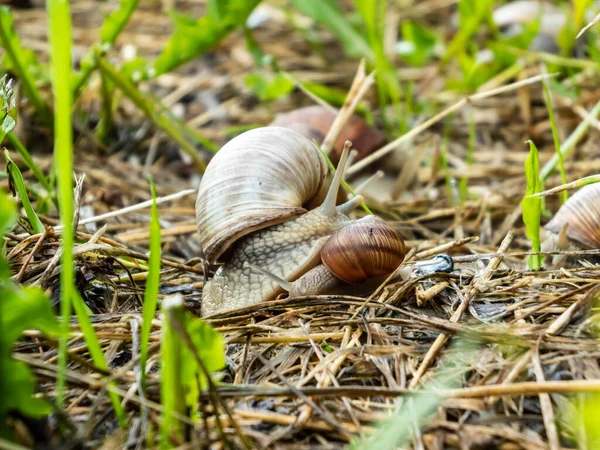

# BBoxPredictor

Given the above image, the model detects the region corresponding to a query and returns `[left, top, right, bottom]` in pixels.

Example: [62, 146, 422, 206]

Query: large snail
[196, 127, 406, 316]
[541, 183, 600, 266]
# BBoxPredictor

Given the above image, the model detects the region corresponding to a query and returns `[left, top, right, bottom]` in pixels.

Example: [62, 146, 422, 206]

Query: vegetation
[2, 0, 600, 448]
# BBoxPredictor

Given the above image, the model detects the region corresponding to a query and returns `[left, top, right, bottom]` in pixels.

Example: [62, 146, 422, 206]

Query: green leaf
[244, 71, 294, 102]
[0, 189, 16, 237]
[0, 284, 61, 348]
[0, 358, 52, 419]
[143, 0, 261, 79]
[4, 150, 45, 234]
[0, 285, 58, 436]
[568, 393, 600, 446]
[290, 0, 372, 61]
[399, 21, 437, 67]
[5, 133, 54, 197]
[444, 0, 495, 63]
[160, 295, 226, 447]
[181, 315, 226, 408]
[522, 140, 543, 270]
[99, 0, 140, 44]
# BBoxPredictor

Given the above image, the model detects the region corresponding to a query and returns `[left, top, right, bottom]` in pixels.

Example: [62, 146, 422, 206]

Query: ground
[3, 0, 600, 449]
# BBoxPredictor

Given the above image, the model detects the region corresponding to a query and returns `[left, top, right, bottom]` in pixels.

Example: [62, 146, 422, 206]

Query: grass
[5, 134, 54, 197]
[46, 1, 123, 428]
[522, 140, 543, 271]
[541, 68, 568, 204]
[4, 0, 600, 447]
[97, 58, 210, 172]
[140, 177, 161, 392]
[47, 0, 74, 408]
[72, 0, 140, 98]
[4, 150, 44, 234]
[159, 295, 186, 447]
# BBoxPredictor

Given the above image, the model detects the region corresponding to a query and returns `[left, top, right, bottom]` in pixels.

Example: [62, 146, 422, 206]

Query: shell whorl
[321, 215, 406, 284]
[545, 183, 600, 249]
[196, 127, 331, 263]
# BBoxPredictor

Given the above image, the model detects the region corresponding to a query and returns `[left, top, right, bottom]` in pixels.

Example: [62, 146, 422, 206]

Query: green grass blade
[354, 0, 402, 133]
[47, 0, 74, 407]
[4, 150, 44, 234]
[71, 290, 127, 427]
[443, 0, 495, 63]
[141, 0, 261, 80]
[350, 338, 478, 449]
[0, 7, 52, 123]
[291, 0, 372, 61]
[72, 0, 140, 98]
[541, 100, 600, 180]
[6, 133, 54, 196]
[541, 70, 567, 203]
[160, 295, 186, 448]
[97, 58, 210, 171]
[140, 177, 161, 392]
[95, 70, 114, 143]
[522, 140, 543, 270]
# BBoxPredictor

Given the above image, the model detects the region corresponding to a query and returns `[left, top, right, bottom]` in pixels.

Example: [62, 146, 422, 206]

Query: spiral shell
[196, 127, 332, 263]
[321, 215, 406, 283]
[545, 183, 600, 249]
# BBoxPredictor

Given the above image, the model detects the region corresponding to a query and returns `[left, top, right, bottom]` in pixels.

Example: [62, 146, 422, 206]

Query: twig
[53, 189, 195, 232]
[531, 345, 560, 450]
[320, 60, 375, 156]
[526, 174, 600, 198]
[409, 231, 514, 388]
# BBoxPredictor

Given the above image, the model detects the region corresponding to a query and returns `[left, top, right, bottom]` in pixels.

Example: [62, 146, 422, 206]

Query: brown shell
[196, 127, 331, 263]
[545, 183, 600, 249]
[321, 215, 406, 283]
[270, 105, 386, 163]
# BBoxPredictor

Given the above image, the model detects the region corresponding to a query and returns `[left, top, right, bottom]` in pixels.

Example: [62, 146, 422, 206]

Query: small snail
[270, 105, 387, 163]
[541, 183, 600, 266]
[196, 127, 406, 316]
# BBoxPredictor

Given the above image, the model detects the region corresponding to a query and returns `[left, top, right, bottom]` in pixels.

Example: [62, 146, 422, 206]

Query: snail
[541, 183, 600, 266]
[196, 126, 406, 316]
[270, 105, 387, 163]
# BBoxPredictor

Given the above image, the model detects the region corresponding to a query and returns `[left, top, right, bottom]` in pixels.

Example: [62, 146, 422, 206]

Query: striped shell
[196, 127, 332, 263]
[545, 184, 600, 249]
[321, 215, 406, 283]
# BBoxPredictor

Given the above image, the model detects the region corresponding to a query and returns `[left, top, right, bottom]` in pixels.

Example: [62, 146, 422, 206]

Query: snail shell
[544, 184, 600, 249]
[196, 127, 332, 263]
[270, 105, 387, 163]
[321, 215, 406, 283]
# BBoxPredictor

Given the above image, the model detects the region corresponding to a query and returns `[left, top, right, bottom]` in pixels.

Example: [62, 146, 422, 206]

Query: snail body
[196, 127, 405, 316]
